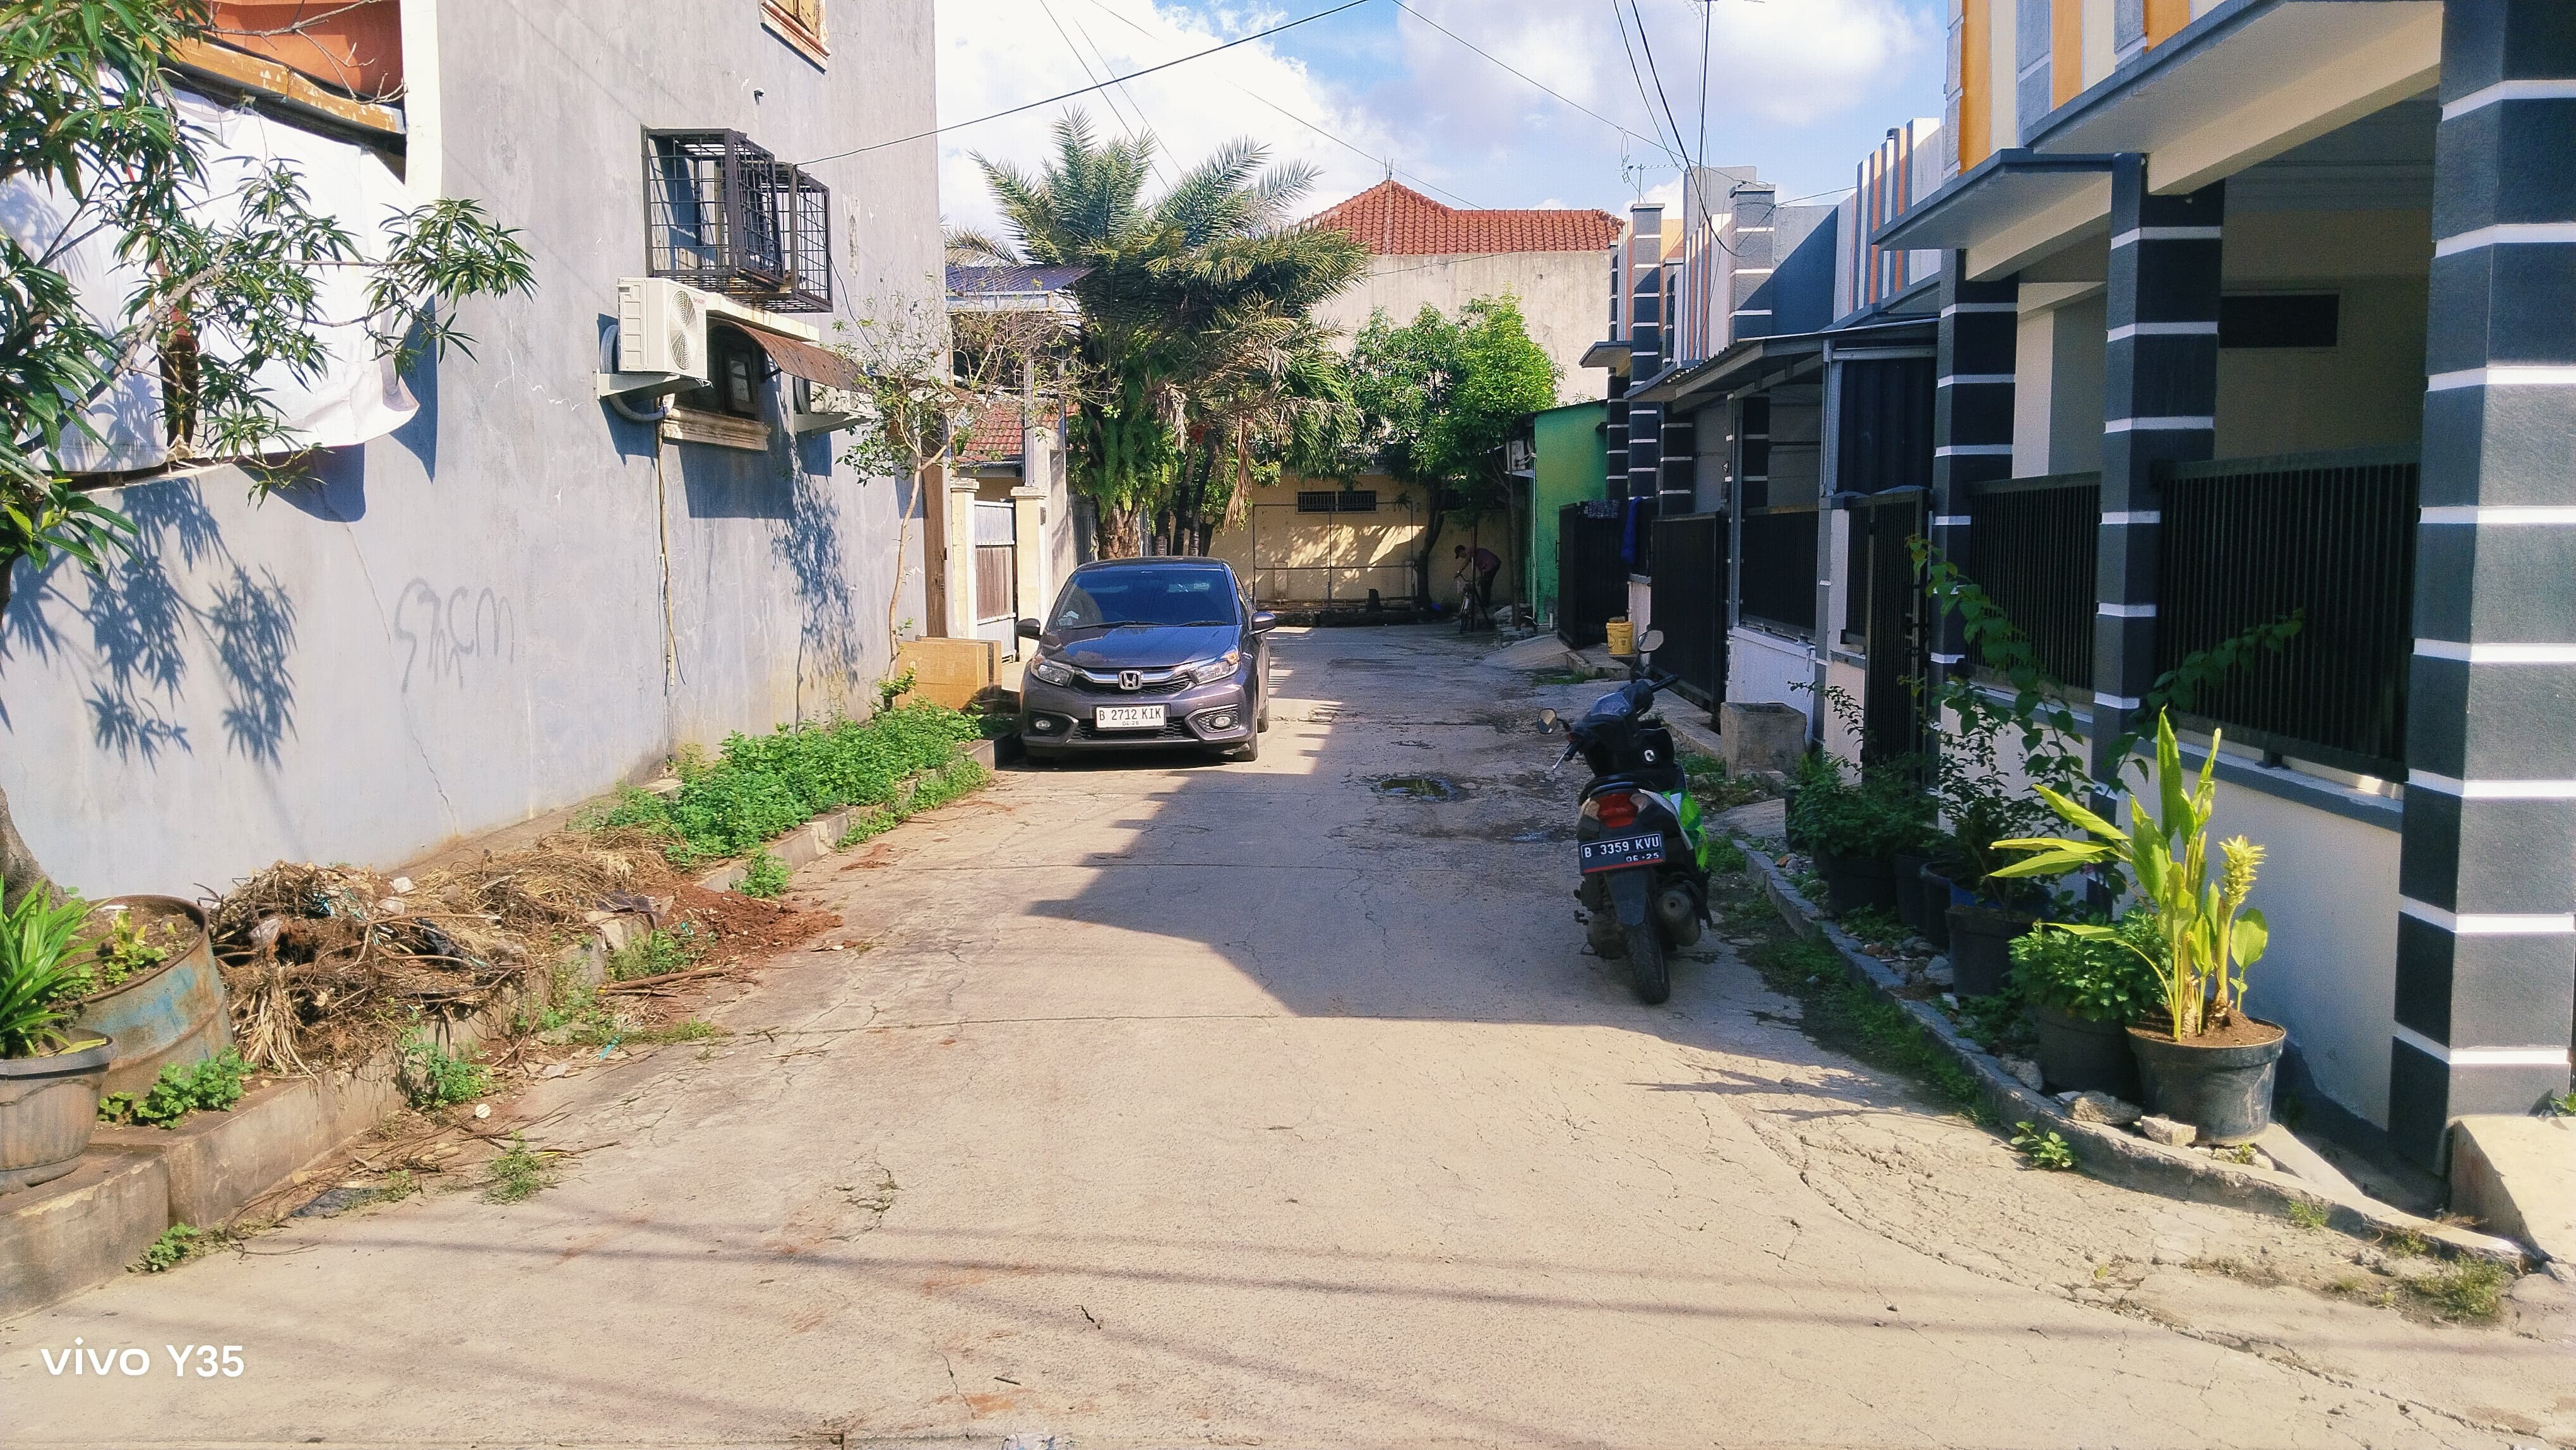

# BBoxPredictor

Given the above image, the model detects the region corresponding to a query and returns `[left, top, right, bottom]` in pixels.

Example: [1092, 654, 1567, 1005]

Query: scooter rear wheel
[1625, 919, 1670, 1004]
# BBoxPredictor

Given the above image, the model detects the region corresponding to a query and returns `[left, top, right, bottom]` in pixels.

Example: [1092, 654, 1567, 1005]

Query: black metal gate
[1557, 502, 1626, 649]
[1649, 513, 1727, 708]
[1850, 490, 1927, 763]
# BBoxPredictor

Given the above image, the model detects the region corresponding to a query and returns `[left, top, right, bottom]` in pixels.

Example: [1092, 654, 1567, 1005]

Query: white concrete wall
[0, 0, 940, 894]
[1315, 250, 1606, 402]
[1727, 626, 1813, 712]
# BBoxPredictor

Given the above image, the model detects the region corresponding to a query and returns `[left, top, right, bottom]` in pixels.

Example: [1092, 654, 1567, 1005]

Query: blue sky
[937, 0, 1949, 234]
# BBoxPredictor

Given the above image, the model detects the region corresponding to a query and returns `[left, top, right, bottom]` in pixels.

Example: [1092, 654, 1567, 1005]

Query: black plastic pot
[1890, 852, 1929, 933]
[1919, 869, 1955, 950]
[1945, 902, 2032, 997]
[1814, 848, 1900, 916]
[2127, 1021, 2287, 1146]
[2027, 1001, 2141, 1098]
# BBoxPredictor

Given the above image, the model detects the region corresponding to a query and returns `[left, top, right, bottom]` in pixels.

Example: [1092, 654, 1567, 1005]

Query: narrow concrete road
[5, 626, 2570, 1449]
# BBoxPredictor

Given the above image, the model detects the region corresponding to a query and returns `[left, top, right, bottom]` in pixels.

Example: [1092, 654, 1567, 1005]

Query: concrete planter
[73, 897, 230, 1098]
[2027, 1001, 2142, 1099]
[2128, 1021, 2287, 1146]
[0, 1036, 114, 1194]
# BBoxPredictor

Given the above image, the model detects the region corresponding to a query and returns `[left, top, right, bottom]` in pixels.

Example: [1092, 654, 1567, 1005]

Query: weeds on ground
[1703, 836, 1748, 875]
[2286, 1199, 2332, 1230]
[837, 758, 991, 849]
[2010, 1121, 2077, 1169]
[133, 1223, 236, 1273]
[587, 704, 979, 866]
[1681, 753, 1773, 813]
[607, 925, 699, 981]
[378, 1169, 418, 1204]
[484, 1134, 553, 1203]
[737, 848, 791, 899]
[2543, 1089, 2576, 1118]
[98, 1049, 251, 1126]
[530, 962, 722, 1050]
[1792, 871, 1830, 901]
[2380, 1228, 2433, 1259]
[1837, 906, 1909, 947]
[1952, 993, 2031, 1053]
[397, 1029, 489, 1108]
[1748, 938, 1981, 1111]
[2226, 1142, 2259, 1166]
[2409, 1259, 2511, 1320]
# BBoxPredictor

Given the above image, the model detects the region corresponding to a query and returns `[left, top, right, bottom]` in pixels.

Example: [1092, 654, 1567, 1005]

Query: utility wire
[1611, 0, 1681, 164]
[796, 0, 1376, 165]
[1391, 0, 1681, 164]
[1626, 0, 1693, 179]
[1037, 0, 1164, 181]
[1071, 0, 1482, 208]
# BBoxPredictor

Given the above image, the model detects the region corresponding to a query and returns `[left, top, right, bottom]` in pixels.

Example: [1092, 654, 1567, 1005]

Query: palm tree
[972, 112, 1364, 556]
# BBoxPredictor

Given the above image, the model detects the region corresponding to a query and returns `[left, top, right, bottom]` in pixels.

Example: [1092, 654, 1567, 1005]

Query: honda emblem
[1119, 669, 1143, 692]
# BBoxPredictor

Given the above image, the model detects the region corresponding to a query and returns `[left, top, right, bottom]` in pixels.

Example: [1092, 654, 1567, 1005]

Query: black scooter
[1541, 629, 1711, 1004]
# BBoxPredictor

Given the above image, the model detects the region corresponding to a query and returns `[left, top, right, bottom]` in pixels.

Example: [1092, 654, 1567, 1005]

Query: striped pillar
[2390, 0, 2576, 1166]
[2090, 157, 2222, 801]
[1604, 239, 1629, 503]
[1928, 259, 2018, 696]
[1626, 204, 1666, 566]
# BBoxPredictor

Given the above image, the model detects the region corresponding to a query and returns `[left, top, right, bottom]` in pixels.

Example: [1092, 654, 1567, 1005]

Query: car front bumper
[1020, 671, 1256, 750]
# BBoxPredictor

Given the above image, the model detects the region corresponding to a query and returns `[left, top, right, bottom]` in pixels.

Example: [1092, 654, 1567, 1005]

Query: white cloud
[936, 0, 1402, 239]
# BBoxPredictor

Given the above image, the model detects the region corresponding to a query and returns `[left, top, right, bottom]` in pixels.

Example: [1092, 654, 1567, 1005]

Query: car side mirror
[1636, 628, 1666, 655]
[1539, 708, 1558, 729]
[1016, 617, 1043, 641]
[1249, 611, 1278, 633]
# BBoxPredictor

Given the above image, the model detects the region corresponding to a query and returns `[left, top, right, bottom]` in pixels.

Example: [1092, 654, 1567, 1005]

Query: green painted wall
[1527, 400, 1608, 622]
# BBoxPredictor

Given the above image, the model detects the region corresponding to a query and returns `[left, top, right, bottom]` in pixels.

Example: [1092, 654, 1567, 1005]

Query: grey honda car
[1016, 558, 1275, 764]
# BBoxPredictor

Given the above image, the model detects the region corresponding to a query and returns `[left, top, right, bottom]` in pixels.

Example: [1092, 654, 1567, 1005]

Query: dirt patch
[667, 882, 837, 961]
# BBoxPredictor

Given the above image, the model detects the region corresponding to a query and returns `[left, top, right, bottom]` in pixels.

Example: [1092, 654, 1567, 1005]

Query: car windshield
[1049, 568, 1238, 630]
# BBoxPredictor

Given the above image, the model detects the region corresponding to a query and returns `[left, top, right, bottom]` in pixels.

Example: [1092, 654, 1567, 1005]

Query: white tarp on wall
[1, 88, 416, 475]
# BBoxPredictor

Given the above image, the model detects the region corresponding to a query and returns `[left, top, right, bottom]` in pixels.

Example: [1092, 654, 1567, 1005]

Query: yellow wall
[1207, 474, 1527, 610]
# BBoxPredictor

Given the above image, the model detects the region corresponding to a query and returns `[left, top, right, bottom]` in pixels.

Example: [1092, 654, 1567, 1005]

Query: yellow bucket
[1606, 618, 1634, 656]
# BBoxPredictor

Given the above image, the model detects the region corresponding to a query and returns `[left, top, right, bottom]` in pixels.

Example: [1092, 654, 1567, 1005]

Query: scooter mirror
[1636, 628, 1666, 654]
[1539, 708, 1558, 729]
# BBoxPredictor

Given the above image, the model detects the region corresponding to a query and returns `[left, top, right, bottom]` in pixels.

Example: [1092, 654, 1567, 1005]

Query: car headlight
[1028, 655, 1075, 686]
[1182, 651, 1241, 686]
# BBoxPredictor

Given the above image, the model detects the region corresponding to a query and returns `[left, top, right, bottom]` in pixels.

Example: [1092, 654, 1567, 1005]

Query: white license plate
[1094, 705, 1167, 730]
[1580, 832, 1666, 873]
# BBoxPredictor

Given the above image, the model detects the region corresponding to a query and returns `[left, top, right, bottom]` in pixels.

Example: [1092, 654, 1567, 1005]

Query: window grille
[1296, 491, 1337, 513]
[644, 129, 830, 312]
[1337, 490, 1378, 513]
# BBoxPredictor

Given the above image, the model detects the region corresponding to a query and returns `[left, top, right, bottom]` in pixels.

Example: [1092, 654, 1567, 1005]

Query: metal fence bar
[1649, 513, 1727, 706]
[1738, 505, 1819, 636]
[1964, 471, 2099, 688]
[2156, 449, 2418, 777]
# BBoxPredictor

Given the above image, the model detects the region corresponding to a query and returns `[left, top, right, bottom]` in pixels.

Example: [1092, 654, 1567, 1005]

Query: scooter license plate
[1580, 832, 1666, 872]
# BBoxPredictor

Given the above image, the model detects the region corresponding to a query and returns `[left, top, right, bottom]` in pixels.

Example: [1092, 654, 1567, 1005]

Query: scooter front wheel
[1625, 918, 1670, 1004]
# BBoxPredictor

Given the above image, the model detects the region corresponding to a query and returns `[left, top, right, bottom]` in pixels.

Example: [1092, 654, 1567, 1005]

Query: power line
[1626, 0, 1692, 177]
[1611, 0, 1679, 163]
[1070, 0, 1482, 208]
[1390, 0, 1680, 164]
[795, 0, 1378, 165]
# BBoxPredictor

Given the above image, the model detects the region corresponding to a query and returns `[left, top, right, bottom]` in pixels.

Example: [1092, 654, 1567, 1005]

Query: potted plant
[1800, 762, 1933, 917]
[67, 897, 230, 1097]
[2008, 913, 2163, 1098]
[1995, 714, 2284, 1144]
[1, 880, 116, 1193]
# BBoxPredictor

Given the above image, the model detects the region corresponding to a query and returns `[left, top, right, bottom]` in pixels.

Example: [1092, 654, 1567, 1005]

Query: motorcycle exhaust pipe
[1656, 885, 1702, 947]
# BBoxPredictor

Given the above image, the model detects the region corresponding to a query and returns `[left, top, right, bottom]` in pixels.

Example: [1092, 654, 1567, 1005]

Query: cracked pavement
[3, 625, 2572, 1448]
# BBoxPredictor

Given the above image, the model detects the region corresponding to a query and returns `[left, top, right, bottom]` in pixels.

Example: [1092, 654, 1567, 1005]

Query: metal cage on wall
[643, 129, 831, 312]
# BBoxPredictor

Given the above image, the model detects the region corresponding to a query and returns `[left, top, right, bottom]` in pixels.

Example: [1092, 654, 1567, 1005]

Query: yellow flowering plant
[1990, 712, 2269, 1043]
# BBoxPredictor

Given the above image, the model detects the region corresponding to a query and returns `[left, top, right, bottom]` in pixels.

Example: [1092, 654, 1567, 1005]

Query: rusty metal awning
[741, 327, 864, 392]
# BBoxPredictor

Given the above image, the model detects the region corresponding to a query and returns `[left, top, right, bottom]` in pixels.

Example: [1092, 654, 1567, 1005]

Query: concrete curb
[1733, 840, 2531, 1267]
[1, 741, 999, 1318]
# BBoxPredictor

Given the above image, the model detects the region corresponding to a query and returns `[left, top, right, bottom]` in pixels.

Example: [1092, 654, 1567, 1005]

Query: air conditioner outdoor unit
[598, 277, 710, 397]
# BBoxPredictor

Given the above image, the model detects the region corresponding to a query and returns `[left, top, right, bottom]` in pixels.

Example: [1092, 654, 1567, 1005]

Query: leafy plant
[1953, 992, 2031, 1053]
[2009, 913, 2167, 1025]
[1787, 752, 1935, 863]
[69, 910, 178, 1000]
[738, 848, 791, 900]
[1995, 713, 2269, 1043]
[97, 1048, 249, 1126]
[835, 757, 992, 848]
[590, 705, 980, 865]
[0, 877, 95, 1058]
[397, 1029, 489, 1108]
[2010, 1122, 2077, 1170]
[134, 1224, 204, 1274]
[607, 925, 698, 981]
[2541, 1089, 2576, 1118]
[483, 1134, 554, 1204]
[2286, 1199, 2331, 1230]
[2409, 1259, 2510, 1320]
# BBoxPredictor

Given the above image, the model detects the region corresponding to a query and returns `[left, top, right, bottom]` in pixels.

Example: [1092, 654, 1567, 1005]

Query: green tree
[1, 0, 535, 903]
[1345, 296, 1557, 604]
[972, 112, 1364, 556]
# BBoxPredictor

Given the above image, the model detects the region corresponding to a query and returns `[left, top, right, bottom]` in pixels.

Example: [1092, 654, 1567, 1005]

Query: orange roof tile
[958, 398, 1023, 465]
[1305, 181, 1622, 257]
